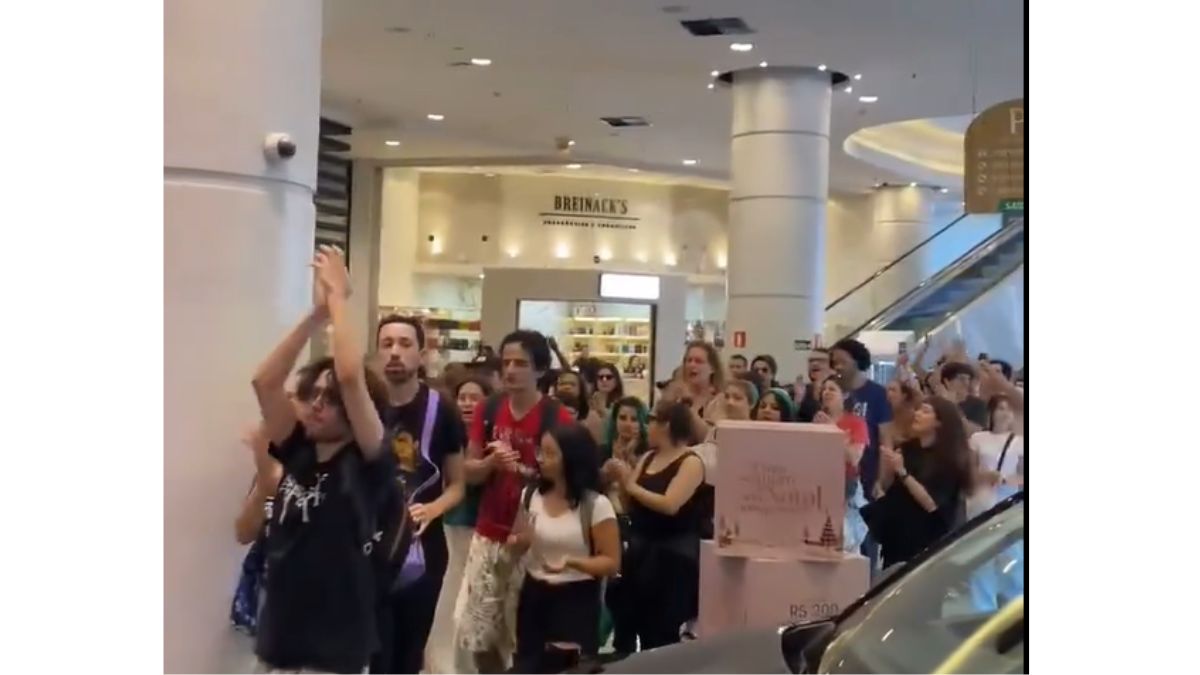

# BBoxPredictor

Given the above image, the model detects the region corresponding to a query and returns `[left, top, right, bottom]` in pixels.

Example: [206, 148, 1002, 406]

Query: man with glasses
[251, 245, 392, 674]
[795, 348, 833, 423]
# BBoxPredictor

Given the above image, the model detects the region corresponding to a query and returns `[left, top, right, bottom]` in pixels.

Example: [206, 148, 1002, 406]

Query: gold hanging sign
[964, 99, 1024, 214]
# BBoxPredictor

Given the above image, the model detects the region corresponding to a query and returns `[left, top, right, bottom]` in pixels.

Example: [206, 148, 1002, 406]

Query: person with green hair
[598, 396, 650, 657]
[755, 387, 798, 422]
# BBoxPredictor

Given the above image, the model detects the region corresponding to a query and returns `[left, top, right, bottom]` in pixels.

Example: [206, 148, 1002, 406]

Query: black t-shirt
[959, 396, 989, 428]
[877, 439, 963, 566]
[257, 423, 395, 673]
[380, 384, 465, 576]
[795, 383, 821, 423]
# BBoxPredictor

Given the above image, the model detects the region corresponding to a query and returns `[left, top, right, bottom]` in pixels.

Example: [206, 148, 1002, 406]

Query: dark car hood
[602, 627, 791, 674]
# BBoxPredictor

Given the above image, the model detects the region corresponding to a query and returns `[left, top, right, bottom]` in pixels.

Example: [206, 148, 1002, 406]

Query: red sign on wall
[733, 331, 746, 349]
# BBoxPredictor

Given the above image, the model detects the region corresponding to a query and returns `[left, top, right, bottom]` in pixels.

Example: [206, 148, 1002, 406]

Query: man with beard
[373, 315, 467, 673]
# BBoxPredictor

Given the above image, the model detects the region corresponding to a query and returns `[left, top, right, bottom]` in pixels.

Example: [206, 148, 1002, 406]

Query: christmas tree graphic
[819, 514, 839, 549]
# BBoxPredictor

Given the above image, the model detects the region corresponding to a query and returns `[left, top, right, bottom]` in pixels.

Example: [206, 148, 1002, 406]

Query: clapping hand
[487, 440, 521, 472]
[312, 245, 352, 304]
[542, 557, 570, 574]
[603, 458, 633, 487]
[881, 445, 906, 474]
[813, 411, 834, 425]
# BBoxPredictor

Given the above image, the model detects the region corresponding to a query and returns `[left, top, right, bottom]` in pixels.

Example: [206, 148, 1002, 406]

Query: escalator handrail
[825, 213, 970, 311]
[840, 218, 1025, 339]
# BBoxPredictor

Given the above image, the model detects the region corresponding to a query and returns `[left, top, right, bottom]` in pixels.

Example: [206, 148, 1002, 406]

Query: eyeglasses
[299, 385, 341, 408]
[597, 373, 615, 381]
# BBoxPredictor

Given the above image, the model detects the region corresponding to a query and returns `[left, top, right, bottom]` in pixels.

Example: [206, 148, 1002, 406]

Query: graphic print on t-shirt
[275, 473, 329, 525]
[392, 432, 418, 473]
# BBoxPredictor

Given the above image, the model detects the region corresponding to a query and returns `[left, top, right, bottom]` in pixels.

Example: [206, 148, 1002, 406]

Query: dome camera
[263, 133, 297, 161]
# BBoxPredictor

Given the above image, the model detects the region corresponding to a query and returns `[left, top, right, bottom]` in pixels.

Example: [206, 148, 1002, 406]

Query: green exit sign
[999, 199, 1024, 212]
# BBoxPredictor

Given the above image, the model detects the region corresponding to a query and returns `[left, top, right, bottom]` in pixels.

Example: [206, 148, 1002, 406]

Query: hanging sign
[793, 339, 812, 351]
[964, 99, 1025, 214]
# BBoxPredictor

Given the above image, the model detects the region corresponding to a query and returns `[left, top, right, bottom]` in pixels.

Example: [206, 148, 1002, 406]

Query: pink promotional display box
[699, 420, 869, 638]
[698, 542, 869, 636]
[712, 420, 847, 559]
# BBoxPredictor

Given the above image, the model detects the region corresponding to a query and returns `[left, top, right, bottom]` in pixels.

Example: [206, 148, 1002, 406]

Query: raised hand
[312, 245, 352, 302]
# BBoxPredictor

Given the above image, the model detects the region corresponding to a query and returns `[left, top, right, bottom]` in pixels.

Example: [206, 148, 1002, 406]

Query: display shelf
[568, 334, 651, 340]
[568, 316, 651, 323]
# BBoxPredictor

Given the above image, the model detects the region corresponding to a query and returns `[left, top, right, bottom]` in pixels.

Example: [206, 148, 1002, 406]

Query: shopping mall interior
[165, 1, 1027, 672]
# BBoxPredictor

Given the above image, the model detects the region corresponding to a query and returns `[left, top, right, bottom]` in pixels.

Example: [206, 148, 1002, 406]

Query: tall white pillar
[164, 1, 322, 671]
[726, 67, 831, 379]
[867, 185, 937, 317]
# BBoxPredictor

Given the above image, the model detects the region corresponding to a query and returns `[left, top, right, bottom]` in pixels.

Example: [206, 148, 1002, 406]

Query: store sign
[964, 99, 1025, 214]
[541, 194, 640, 231]
[599, 273, 660, 300]
[793, 339, 811, 351]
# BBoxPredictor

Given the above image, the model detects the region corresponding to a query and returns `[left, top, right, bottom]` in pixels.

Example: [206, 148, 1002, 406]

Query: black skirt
[514, 574, 602, 672]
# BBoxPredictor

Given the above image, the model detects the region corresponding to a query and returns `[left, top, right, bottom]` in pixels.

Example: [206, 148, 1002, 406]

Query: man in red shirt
[458, 330, 574, 673]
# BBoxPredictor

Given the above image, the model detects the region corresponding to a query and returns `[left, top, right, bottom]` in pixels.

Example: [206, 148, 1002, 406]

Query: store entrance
[518, 299, 655, 403]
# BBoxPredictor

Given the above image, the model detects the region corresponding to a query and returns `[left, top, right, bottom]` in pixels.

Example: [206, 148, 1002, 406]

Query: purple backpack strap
[419, 388, 439, 462]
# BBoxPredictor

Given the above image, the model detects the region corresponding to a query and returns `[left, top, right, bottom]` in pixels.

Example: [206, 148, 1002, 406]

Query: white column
[727, 67, 831, 379]
[867, 185, 937, 317]
[164, 1, 321, 672]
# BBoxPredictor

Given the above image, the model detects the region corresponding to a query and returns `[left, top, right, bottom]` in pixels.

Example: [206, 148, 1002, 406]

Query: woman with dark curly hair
[866, 396, 974, 569]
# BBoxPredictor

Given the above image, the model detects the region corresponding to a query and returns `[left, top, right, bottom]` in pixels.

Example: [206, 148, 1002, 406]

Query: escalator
[825, 212, 1025, 344]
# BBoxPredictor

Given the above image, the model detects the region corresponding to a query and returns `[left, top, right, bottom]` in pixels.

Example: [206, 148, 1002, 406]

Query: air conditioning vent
[600, 116, 651, 128]
[680, 17, 754, 36]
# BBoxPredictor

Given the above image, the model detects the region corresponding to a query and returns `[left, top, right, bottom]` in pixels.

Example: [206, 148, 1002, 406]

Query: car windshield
[816, 499, 1025, 674]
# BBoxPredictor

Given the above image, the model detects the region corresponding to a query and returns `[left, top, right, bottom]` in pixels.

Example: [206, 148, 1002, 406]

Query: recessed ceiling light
[759, 61, 768, 68]
[710, 70, 720, 77]
[427, 113, 445, 121]
[818, 64, 828, 71]
[478, 273, 486, 279]
[384, 140, 401, 146]
[566, 163, 583, 169]
[853, 73, 863, 80]
[730, 43, 753, 52]
[682, 159, 698, 166]
[470, 57, 492, 66]
[858, 95, 878, 103]
[909, 182, 918, 187]
[844, 86, 853, 93]
[939, 187, 949, 194]
[628, 168, 640, 173]
[567, 139, 576, 147]
[707, 83, 715, 90]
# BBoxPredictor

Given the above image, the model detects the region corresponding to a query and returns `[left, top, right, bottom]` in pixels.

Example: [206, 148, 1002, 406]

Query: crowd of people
[232, 246, 1025, 674]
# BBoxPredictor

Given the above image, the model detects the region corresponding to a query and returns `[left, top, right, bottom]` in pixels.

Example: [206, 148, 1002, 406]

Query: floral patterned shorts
[456, 533, 527, 657]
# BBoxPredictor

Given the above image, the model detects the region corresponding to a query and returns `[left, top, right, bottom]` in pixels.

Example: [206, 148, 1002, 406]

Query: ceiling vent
[600, 116, 651, 128]
[680, 17, 754, 36]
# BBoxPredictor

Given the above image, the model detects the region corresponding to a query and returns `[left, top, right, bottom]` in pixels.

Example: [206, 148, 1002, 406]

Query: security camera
[555, 136, 574, 153]
[263, 133, 297, 161]
[592, 255, 601, 264]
